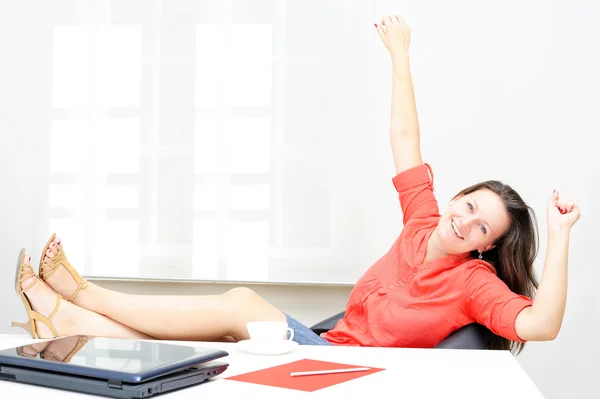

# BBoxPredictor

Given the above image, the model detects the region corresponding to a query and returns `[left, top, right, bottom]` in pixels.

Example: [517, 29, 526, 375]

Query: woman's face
[437, 189, 511, 255]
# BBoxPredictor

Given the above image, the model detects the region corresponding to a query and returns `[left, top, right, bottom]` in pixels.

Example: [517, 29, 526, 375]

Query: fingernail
[374, 23, 378, 27]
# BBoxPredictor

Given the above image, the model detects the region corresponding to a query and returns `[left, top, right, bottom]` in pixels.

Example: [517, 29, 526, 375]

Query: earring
[478, 251, 483, 260]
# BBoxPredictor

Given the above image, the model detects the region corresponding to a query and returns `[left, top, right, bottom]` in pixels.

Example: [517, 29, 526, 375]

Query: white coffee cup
[246, 321, 294, 342]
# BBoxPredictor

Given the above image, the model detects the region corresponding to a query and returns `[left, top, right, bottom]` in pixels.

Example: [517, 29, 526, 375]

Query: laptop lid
[0, 336, 229, 384]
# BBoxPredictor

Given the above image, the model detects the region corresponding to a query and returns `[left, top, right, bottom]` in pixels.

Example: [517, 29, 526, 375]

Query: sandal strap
[40, 251, 68, 280]
[40, 348, 61, 362]
[30, 309, 59, 338]
[18, 342, 51, 358]
[62, 336, 89, 363]
[40, 246, 87, 302]
[67, 281, 87, 302]
[29, 293, 61, 338]
[47, 292, 61, 320]
[18, 264, 37, 292]
[42, 336, 88, 363]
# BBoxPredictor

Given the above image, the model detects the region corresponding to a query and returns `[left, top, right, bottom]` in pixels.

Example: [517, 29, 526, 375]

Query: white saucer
[237, 339, 299, 356]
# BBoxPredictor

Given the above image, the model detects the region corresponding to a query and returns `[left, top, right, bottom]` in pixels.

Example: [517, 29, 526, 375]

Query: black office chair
[310, 311, 489, 350]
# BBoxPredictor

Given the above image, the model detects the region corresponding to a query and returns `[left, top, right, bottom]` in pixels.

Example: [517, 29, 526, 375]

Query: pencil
[290, 367, 371, 377]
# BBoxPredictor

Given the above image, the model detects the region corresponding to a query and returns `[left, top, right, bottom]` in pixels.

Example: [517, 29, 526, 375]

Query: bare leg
[18, 251, 153, 340]
[77, 286, 285, 341]
[42, 237, 286, 341]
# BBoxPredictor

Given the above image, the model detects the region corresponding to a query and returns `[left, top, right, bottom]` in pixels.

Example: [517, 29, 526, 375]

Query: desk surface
[0, 334, 543, 398]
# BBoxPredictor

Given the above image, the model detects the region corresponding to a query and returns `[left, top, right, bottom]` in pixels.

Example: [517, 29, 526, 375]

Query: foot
[18, 341, 51, 358]
[40, 236, 83, 302]
[42, 335, 91, 363]
[20, 251, 75, 338]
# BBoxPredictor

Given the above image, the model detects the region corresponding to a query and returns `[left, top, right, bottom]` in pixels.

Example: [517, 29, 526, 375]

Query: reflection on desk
[0, 334, 544, 399]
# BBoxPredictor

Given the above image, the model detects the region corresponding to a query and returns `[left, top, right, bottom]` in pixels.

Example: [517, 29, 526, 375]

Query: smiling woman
[1, 1, 579, 362]
[326, 15, 581, 354]
[6, 11, 583, 360]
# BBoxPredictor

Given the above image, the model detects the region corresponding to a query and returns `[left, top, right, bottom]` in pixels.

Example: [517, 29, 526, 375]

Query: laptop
[0, 335, 229, 398]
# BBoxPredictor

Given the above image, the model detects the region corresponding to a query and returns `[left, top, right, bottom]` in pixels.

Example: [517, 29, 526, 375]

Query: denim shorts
[285, 314, 332, 346]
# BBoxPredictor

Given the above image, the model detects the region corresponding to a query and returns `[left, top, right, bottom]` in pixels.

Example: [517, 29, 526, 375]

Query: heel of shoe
[11, 320, 37, 338]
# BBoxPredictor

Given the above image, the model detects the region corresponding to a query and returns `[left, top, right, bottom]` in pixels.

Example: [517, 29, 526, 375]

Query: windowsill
[85, 276, 356, 287]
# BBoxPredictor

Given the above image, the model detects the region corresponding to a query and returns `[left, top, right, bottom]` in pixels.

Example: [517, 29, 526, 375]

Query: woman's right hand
[375, 15, 411, 59]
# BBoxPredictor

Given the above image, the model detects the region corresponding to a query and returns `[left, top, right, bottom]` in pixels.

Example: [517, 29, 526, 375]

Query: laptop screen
[0, 336, 228, 382]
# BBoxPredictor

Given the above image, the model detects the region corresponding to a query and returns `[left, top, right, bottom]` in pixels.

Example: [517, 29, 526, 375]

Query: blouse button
[402, 278, 407, 283]
[390, 285, 395, 289]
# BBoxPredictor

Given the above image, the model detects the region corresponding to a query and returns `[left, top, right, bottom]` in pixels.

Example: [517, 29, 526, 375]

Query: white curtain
[9, 0, 378, 283]
[4, 0, 597, 287]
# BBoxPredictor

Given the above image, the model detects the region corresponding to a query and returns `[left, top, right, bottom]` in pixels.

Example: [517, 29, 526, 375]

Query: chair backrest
[434, 323, 488, 350]
[310, 311, 346, 336]
[310, 311, 489, 350]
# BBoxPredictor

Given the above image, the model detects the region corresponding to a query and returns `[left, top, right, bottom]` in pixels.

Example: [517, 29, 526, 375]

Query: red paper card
[225, 359, 385, 392]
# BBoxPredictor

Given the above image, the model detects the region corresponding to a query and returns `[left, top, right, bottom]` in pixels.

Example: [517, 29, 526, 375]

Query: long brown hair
[454, 181, 539, 355]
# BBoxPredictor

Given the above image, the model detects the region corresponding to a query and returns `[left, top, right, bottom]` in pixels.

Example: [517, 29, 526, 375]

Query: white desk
[0, 334, 543, 398]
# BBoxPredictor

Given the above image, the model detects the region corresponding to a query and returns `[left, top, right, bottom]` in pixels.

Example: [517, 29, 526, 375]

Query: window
[46, 0, 374, 284]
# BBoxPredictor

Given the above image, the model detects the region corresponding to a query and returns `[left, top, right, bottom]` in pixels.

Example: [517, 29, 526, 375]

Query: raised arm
[376, 16, 423, 174]
[514, 189, 581, 341]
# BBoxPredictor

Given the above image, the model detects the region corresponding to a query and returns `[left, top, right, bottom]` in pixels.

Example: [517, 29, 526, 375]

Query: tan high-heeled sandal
[42, 336, 90, 363]
[12, 248, 61, 339]
[17, 341, 51, 358]
[39, 233, 87, 302]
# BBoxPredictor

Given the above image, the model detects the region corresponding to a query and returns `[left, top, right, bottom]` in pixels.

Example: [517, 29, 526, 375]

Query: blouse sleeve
[463, 261, 533, 342]
[392, 163, 440, 225]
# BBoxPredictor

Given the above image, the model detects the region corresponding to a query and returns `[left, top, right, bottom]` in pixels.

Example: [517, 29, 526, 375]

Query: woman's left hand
[546, 189, 581, 233]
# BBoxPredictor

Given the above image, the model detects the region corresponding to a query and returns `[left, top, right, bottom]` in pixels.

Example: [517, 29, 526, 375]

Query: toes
[49, 238, 60, 256]
[54, 237, 63, 253]
[23, 252, 32, 265]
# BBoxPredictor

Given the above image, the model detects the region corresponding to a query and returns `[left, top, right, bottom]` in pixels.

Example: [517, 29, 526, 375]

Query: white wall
[371, 2, 600, 398]
[1, 1, 600, 398]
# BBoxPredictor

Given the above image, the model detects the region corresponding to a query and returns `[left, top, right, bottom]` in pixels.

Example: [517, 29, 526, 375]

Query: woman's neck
[424, 228, 450, 263]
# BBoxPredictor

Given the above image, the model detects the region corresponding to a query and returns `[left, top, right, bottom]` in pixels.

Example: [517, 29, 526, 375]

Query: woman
[12, 15, 580, 354]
